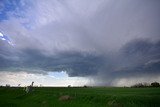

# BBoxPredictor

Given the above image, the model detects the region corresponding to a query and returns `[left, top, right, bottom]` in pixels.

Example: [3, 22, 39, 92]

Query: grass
[0, 87, 160, 107]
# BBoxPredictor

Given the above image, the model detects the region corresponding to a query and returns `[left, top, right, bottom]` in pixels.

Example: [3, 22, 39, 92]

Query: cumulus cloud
[0, 0, 160, 86]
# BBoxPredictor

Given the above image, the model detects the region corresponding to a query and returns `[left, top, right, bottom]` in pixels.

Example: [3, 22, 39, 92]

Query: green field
[0, 87, 160, 107]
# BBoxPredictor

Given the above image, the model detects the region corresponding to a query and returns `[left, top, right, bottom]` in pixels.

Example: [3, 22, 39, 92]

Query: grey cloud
[0, 39, 160, 78]
[1, 0, 160, 53]
[0, 43, 106, 76]
[0, 0, 160, 85]
[91, 39, 160, 86]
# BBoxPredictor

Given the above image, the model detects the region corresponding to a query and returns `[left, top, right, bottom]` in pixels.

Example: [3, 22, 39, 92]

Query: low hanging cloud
[0, 39, 160, 83]
[0, 0, 160, 85]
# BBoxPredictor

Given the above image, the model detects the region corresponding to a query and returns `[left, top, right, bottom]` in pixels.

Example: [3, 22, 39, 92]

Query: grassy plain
[0, 87, 160, 107]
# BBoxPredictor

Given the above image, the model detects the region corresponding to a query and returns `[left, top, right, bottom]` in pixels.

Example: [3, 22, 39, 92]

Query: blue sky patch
[0, 0, 27, 21]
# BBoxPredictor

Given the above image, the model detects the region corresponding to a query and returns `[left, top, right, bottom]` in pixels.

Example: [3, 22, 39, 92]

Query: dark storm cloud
[20, 49, 106, 76]
[97, 39, 160, 83]
[0, 42, 106, 76]
[120, 39, 160, 75]
[0, 39, 160, 79]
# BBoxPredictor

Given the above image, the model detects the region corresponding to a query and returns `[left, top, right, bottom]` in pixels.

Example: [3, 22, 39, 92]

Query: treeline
[131, 82, 160, 88]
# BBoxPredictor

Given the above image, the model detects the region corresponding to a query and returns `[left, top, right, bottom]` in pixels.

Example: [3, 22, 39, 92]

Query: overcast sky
[0, 0, 160, 86]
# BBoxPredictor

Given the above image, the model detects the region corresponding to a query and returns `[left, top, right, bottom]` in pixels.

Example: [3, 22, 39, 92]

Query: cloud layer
[0, 0, 160, 86]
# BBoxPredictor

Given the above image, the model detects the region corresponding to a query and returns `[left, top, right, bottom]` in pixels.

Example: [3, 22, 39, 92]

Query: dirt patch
[107, 100, 123, 107]
[59, 95, 72, 101]
[42, 101, 47, 104]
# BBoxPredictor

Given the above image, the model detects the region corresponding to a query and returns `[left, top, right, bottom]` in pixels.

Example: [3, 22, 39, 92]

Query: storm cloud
[0, 0, 160, 85]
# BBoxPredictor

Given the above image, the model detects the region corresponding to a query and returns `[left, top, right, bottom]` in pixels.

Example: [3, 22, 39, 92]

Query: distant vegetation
[131, 82, 160, 88]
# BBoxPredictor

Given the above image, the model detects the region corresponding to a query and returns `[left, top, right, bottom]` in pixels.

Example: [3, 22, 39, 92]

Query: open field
[0, 87, 160, 107]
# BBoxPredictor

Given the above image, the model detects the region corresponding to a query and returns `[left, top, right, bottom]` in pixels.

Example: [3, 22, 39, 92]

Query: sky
[0, 0, 160, 87]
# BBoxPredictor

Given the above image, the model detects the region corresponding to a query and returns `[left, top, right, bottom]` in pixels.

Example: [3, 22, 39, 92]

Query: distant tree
[151, 82, 160, 87]
[83, 85, 87, 88]
[131, 83, 144, 88]
[68, 85, 71, 88]
[6, 84, 10, 87]
[143, 82, 150, 87]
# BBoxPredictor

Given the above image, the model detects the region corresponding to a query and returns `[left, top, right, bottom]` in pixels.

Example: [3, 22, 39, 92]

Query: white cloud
[1, 0, 159, 53]
[0, 71, 89, 87]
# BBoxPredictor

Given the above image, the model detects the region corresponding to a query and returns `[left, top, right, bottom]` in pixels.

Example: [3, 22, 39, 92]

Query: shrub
[151, 82, 160, 87]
